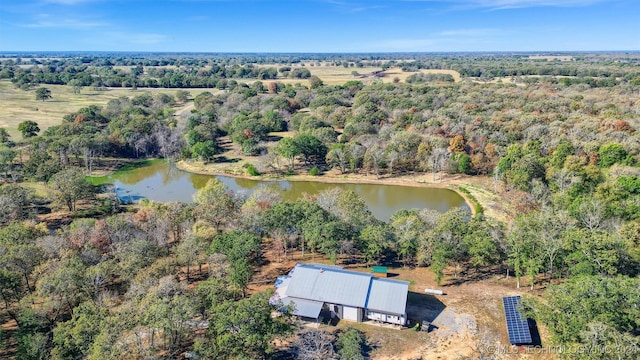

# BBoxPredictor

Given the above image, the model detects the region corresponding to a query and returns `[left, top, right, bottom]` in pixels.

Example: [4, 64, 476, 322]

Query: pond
[95, 160, 469, 222]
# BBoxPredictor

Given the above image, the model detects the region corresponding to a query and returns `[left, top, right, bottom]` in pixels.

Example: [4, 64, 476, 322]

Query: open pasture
[0, 81, 209, 140]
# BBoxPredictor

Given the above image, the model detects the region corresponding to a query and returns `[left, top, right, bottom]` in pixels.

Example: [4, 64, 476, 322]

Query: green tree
[210, 230, 262, 296]
[67, 79, 83, 95]
[37, 255, 91, 314]
[390, 210, 422, 266]
[359, 224, 393, 265]
[506, 212, 552, 289]
[0, 269, 25, 326]
[193, 178, 238, 231]
[141, 290, 196, 353]
[194, 276, 234, 319]
[0, 145, 17, 177]
[194, 291, 293, 359]
[536, 275, 640, 345]
[35, 87, 51, 102]
[274, 137, 301, 170]
[327, 144, 350, 173]
[550, 140, 574, 168]
[0, 128, 11, 144]
[457, 153, 472, 174]
[336, 328, 366, 360]
[263, 200, 332, 258]
[175, 90, 190, 102]
[309, 75, 324, 89]
[426, 208, 470, 284]
[191, 140, 217, 161]
[463, 220, 502, 270]
[18, 120, 40, 138]
[598, 143, 628, 167]
[0, 184, 33, 225]
[563, 228, 624, 276]
[294, 133, 327, 166]
[48, 168, 95, 212]
[52, 301, 106, 359]
[176, 233, 208, 281]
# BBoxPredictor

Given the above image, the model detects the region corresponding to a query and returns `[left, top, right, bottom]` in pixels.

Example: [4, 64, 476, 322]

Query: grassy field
[0, 66, 461, 140]
[249, 63, 461, 86]
[0, 81, 211, 140]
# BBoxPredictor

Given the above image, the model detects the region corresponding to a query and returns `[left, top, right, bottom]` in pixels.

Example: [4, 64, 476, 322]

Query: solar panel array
[502, 296, 532, 345]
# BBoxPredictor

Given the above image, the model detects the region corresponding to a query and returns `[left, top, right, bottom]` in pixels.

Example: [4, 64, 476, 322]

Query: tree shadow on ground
[211, 156, 240, 164]
[444, 265, 505, 286]
[264, 135, 283, 142]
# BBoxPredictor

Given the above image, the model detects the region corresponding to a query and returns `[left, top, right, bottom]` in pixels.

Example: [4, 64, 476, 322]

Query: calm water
[107, 160, 468, 221]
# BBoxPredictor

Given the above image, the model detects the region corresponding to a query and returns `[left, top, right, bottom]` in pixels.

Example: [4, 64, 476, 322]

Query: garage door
[343, 306, 359, 321]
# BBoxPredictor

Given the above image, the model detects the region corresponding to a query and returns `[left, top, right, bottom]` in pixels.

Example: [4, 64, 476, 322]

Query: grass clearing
[20, 181, 50, 199]
[242, 65, 462, 86]
[0, 80, 211, 140]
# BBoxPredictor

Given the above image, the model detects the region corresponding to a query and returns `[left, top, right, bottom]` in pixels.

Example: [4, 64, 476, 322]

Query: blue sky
[0, 0, 638, 52]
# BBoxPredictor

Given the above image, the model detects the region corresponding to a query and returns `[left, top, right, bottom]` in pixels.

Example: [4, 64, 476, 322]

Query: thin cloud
[467, 0, 612, 9]
[402, 0, 617, 10]
[42, 0, 102, 4]
[320, 0, 386, 12]
[437, 28, 499, 37]
[23, 14, 107, 28]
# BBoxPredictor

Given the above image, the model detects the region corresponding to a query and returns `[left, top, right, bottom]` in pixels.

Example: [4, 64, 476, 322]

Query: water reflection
[111, 161, 468, 221]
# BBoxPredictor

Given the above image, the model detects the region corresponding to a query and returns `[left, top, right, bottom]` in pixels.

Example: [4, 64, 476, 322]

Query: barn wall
[343, 306, 361, 322]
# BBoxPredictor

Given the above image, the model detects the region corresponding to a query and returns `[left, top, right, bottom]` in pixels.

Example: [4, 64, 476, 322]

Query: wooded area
[0, 52, 638, 359]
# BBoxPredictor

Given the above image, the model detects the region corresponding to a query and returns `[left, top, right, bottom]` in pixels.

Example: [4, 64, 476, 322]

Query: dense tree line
[1, 92, 184, 183]
[2, 174, 635, 357]
[183, 55, 640, 357]
[4, 53, 638, 90]
[1, 53, 639, 357]
[0, 178, 423, 358]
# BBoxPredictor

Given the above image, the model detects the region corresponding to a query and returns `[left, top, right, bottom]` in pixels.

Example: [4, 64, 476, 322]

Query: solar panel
[502, 296, 532, 345]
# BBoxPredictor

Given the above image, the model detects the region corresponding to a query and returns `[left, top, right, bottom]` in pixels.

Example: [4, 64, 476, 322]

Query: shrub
[458, 186, 483, 217]
[309, 166, 320, 176]
[246, 164, 260, 176]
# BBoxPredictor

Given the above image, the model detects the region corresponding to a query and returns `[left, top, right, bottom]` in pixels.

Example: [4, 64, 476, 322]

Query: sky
[0, 0, 638, 52]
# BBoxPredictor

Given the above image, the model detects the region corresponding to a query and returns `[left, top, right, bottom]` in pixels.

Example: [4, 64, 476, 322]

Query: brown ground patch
[253, 252, 553, 359]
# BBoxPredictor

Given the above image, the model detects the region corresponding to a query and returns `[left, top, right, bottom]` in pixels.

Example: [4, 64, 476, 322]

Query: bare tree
[429, 147, 449, 181]
[387, 150, 399, 176]
[260, 152, 283, 176]
[208, 253, 230, 278]
[538, 210, 573, 282]
[364, 142, 385, 177]
[294, 330, 337, 360]
[338, 239, 356, 262]
[270, 228, 288, 262]
[553, 168, 579, 195]
[578, 199, 606, 231]
[492, 166, 504, 193]
[327, 146, 349, 173]
[316, 188, 342, 216]
[154, 125, 184, 162]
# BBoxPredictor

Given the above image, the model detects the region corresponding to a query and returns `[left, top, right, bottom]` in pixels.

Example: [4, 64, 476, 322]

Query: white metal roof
[366, 278, 410, 315]
[280, 297, 324, 319]
[285, 264, 372, 307]
[283, 263, 409, 316]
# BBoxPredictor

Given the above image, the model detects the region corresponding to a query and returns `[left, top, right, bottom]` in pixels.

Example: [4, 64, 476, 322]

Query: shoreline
[175, 160, 491, 219]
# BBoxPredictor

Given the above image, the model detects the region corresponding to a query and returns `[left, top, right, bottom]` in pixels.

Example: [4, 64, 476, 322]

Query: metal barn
[272, 263, 409, 326]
